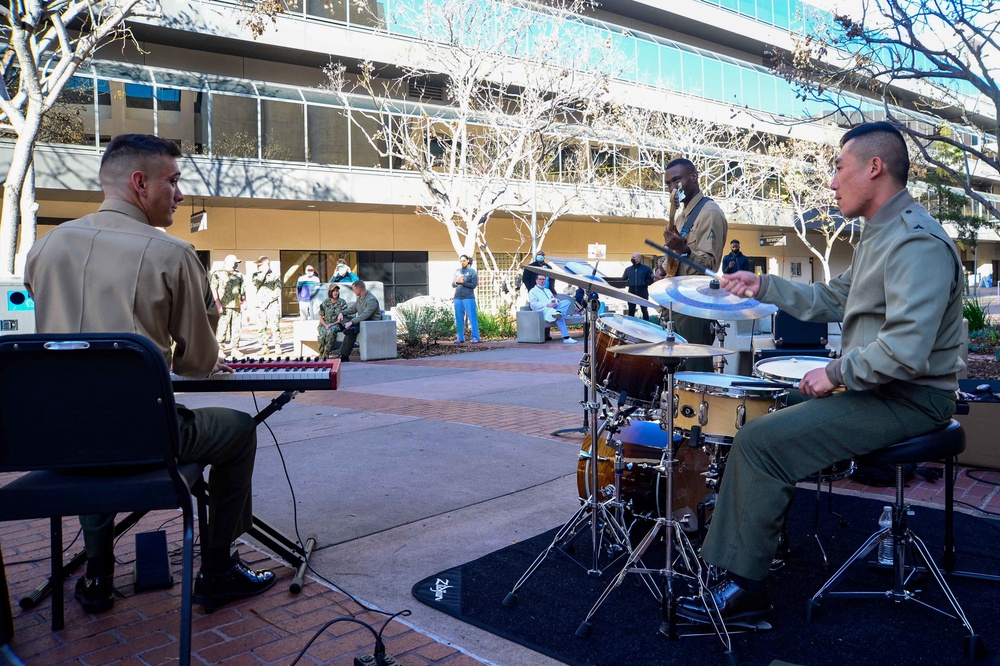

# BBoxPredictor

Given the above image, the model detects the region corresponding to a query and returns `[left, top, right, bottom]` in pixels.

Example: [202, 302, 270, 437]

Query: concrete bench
[292, 316, 397, 361]
[516, 295, 585, 343]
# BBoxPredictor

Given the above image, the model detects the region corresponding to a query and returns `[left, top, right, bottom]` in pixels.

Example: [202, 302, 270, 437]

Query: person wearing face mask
[296, 266, 321, 320]
[522, 249, 555, 296]
[663, 157, 729, 371]
[622, 252, 655, 320]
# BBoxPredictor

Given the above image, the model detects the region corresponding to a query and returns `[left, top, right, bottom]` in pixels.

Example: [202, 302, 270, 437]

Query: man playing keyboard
[24, 134, 275, 614]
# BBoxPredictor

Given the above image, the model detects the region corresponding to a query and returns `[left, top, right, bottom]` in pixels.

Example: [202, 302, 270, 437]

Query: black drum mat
[413, 488, 1000, 666]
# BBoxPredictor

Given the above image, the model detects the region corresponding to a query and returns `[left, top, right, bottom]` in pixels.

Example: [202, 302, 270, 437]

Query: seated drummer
[682, 122, 964, 621]
[24, 134, 275, 614]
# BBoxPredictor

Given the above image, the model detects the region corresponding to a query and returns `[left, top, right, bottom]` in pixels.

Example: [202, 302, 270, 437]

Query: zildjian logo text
[431, 578, 453, 601]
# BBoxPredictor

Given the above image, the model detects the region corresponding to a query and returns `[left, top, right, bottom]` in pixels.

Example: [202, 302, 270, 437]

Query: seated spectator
[317, 284, 349, 359]
[336, 279, 383, 362]
[528, 274, 577, 344]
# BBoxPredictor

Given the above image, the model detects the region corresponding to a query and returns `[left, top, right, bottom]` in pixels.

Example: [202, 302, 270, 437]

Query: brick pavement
[3, 342, 1000, 665]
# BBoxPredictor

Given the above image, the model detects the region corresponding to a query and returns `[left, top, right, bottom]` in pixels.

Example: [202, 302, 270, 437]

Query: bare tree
[0, 0, 162, 276]
[767, 0, 1000, 228]
[324, 0, 622, 276]
[759, 138, 858, 283]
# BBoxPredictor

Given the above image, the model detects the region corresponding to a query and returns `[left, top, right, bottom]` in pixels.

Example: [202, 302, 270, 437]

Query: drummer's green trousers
[700, 381, 956, 581]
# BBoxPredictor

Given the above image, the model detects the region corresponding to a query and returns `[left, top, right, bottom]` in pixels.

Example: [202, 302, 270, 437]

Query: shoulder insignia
[707, 229, 716, 240]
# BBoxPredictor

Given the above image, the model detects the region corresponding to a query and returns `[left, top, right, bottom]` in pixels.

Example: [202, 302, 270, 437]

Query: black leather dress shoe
[75, 575, 115, 613]
[193, 559, 276, 612]
[678, 580, 772, 622]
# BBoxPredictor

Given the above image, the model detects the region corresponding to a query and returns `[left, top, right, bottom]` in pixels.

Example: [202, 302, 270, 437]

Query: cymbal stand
[575, 315, 735, 662]
[711, 321, 729, 373]
[503, 291, 632, 609]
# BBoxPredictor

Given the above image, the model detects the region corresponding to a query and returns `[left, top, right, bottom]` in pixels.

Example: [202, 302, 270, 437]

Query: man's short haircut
[665, 157, 696, 174]
[840, 121, 909, 185]
[100, 134, 181, 177]
[353, 279, 366, 291]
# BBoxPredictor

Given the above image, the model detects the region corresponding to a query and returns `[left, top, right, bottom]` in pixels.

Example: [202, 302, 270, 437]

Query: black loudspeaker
[134, 530, 174, 592]
[773, 311, 828, 348]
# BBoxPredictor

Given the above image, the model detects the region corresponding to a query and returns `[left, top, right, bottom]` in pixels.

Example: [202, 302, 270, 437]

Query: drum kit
[503, 258, 835, 658]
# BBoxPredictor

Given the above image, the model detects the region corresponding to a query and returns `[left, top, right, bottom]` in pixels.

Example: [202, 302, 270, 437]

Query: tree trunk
[0, 118, 41, 277]
[16, 162, 39, 275]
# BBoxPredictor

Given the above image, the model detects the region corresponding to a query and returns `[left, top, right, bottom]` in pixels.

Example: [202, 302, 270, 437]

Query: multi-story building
[4, 0, 998, 314]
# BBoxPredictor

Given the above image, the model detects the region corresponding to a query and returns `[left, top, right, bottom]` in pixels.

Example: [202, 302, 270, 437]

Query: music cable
[250, 392, 410, 616]
[289, 610, 411, 666]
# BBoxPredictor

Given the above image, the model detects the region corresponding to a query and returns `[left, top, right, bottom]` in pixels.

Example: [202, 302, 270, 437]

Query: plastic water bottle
[877, 505, 893, 565]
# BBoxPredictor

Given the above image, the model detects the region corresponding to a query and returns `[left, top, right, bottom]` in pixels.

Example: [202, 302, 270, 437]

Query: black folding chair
[0, 333, 206, 666]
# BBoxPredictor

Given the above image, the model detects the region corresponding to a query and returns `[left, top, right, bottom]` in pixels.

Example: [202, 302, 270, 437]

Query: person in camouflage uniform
[211, 254, 246, 356]
[317, 284, 349, 359]
[252, 256, 283, 355]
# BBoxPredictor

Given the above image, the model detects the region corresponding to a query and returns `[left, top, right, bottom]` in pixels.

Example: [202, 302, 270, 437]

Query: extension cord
[354, 654, 398, 666]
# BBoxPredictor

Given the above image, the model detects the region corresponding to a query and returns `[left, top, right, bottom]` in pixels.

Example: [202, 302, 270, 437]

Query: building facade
[3, 0, 998, 313]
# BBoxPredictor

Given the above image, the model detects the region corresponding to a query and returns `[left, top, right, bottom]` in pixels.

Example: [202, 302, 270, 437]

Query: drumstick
[645, 239, 755, 298]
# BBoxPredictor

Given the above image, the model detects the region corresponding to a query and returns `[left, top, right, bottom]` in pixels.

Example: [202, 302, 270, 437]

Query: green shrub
[963, 298, 989, 333]
[396, 303, 455, 344]
[477, 310, 516, 340]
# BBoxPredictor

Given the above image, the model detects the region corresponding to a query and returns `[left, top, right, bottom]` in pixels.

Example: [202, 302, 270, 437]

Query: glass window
[39, 76, 93, 146]
[681, 50, 703, 96]
[307, 105, 349, 165]
[210, 94, 258, 158]
[158, 89, 204, 155]
[350, 110, 389, 168]
[772, 0, 789, 27]
[757, 0, 773, 24]
[742, 68, 760, 109]
[307, 0, 346, 21]
[660, 45, 682, 88]
[262, 100, 305, 162]
[352, 0, 386, 27]
[635, 37, 660, 85]
[702, 59, 723, 101]
[722, 62, 742, 103]
[615, 34, 638, 82]
[125, 83, 155, 110]
[738, 0, 756, 19]
[721, 0, 739, 10]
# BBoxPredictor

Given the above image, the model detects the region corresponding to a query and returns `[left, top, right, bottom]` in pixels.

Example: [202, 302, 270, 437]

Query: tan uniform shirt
[672, 191, 728, 275]
[24, 199, 220, 378]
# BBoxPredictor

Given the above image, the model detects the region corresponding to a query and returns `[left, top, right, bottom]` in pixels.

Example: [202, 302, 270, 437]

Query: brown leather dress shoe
[75, 575, 115, 613]
[678, 580, 772, 622]
[193, 558, 276, 612]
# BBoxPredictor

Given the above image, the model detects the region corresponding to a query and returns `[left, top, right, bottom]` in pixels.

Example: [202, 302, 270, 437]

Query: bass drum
[577, 419, 713, 531]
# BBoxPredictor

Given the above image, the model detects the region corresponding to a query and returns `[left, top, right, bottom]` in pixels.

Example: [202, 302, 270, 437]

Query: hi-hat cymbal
[648, 276, 777, 321]
[610, 340, 734, 358]
[526, 265, 661, 310]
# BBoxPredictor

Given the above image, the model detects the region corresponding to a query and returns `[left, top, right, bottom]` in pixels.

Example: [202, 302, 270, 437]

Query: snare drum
[577, 419, 712, 524]
[587, 314, 686, 407]
[673, 372, 786, 443]
[754, 356, 832, 385]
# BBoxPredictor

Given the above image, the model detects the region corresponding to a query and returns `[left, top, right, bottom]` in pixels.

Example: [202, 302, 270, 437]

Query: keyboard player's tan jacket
[25, 200, 220, 378]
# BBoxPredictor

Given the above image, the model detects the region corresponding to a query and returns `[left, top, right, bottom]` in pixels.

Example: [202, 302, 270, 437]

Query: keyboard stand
[246, 390, 317, 592]
[20, 390, 319, 608]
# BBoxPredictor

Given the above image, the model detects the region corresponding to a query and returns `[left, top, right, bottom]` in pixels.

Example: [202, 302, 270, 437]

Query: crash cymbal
[648, 275, 778, 321]
[526, 265, 661, 310]
[609, 340, 734, 358]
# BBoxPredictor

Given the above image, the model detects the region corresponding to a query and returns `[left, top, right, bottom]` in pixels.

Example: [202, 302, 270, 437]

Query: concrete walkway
[3, 336, 1000, 666]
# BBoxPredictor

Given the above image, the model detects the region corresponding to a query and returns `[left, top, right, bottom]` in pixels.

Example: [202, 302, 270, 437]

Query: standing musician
[662, 157, 728, 371]
[24, 134, 275, 614]
[682, 122, 964, 621]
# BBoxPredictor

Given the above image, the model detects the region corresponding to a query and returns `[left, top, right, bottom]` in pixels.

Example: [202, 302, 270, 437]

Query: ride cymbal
[609, 340, 734, 359]
[648, 275, 777, 321]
